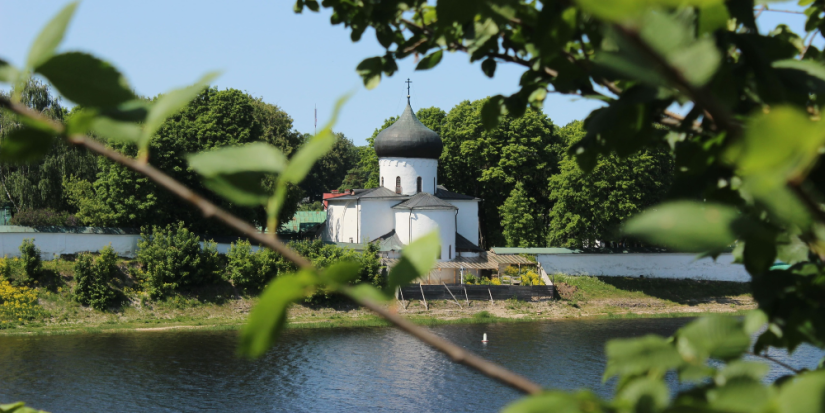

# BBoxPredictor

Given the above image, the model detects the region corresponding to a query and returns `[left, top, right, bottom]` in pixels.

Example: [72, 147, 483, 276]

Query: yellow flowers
[0, 279, 46, 324]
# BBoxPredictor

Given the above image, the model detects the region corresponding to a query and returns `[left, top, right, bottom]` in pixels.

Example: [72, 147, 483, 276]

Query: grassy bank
[0, 259, 756, 336]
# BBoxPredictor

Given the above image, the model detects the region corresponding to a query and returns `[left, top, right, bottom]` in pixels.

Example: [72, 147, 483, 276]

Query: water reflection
[0, 318, 821, 412]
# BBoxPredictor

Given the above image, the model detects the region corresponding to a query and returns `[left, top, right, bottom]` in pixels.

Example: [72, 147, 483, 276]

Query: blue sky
[0, 1, 815, 146]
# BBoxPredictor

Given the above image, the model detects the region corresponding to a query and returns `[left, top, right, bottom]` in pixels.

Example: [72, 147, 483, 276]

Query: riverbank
[0, 273, 755, 336]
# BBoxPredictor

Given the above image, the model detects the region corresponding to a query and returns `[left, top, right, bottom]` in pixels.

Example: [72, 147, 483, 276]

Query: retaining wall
[536, 253, 749, 282]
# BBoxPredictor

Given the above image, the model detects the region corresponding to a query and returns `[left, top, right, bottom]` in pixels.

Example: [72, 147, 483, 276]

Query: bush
[137, 222, 222, 298]
[225, 240, 278, 293]
[18, 239, 42, 284]
[520, 270, 545, 286]
[73, 245, 118, 311]
[9, 208, 78, 227]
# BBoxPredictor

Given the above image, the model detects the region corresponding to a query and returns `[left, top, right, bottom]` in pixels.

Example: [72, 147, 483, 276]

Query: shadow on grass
[596, 276, 751, 305]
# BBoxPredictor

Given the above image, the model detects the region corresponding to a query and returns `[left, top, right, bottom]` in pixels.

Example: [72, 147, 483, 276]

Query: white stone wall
[0, 232, 141, 259]
[359, 199, 397, 242]
[448, 199, 479, 246]
[325, 201, 359, 243]
[536, 253, 750, 282]
[379, 157, 438, 195]
[396, 209, 456, 261]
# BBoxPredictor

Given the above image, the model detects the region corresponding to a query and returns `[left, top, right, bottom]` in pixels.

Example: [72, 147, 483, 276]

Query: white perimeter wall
[380, 157, 438, 195]
[536, 253, 750, 282]
[448, 200, 479, 245]
[396, 209, 456, 261]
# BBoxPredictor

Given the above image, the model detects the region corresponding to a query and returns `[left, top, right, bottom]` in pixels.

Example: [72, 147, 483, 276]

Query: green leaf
[0, 59, 19, 83]
[743, 310, 768, 335]
[577, 0, 724, 22]
[481, 95, 504, 130]
[726, 106, 825, 179]
[502, 390, 604, 413]
[91, 117, 142, 143]
[188, 143, 287, 177]
[773, 59, 825, 81]
[65, 109, 97, 136]
[604, 335, 684, 380]
[356, 57, 383, 90]
[26, 2, 78, 68]
[321, 261, 361, 286]
[778, 370, 825, 413]
[238, 270, 318, 358]
[385, 231, 440, 293]
[593, 51, 669, 88]
[615, 377, 669, 412]
[142, 72, 220, 146]
[281, 93, 350, 184]
[346, 284, 391, 303]
[202, 172, 271, 206]
[415, 50, 443, 71]
[670, 39, 721, 86]
[698, 2, 731, 36]
[0, 127, 55, 163]
[624, 201, 740, 252]
[35, 52, 135, 108]
[715, 360, 770, 385]
[676, 315, 751, 362]
[707, 378, 773, 413]
[679, 364, 716, 382]
[481, 58, 496, 78]
[743, 238, 777, 275]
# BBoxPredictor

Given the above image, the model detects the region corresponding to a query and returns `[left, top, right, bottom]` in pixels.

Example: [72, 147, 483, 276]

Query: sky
[0, 1, 817, 146]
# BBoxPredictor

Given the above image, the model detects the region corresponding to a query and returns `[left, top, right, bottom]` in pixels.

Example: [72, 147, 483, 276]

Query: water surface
[1, 318, 821, 412]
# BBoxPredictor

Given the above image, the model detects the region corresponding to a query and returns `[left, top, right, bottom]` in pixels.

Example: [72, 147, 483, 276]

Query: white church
[321, 99, 488, 281]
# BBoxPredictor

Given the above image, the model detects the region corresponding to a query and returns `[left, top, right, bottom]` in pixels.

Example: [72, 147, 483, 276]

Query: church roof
[392, 192, 457, 210]
[372, 229, 405, 251]
[435, 185, 480, 200]
[374, 102, 443, 159]
[456, 232, 483, 252]
[326, 187, 407, 200]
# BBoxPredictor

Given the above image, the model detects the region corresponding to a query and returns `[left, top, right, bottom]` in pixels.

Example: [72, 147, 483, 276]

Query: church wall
[325, 201, 359, 243]
[379, 157, 438, 195]
[448, 200, 480, 246]
[359, 199, 397, 242]
[395, 209, 456, 262]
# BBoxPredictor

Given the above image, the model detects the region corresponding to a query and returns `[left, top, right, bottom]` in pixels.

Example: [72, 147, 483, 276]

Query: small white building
[322, 100, 484, 282]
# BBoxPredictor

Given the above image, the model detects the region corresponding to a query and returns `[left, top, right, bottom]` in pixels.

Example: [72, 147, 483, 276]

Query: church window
[395, 177, 401, 194]
[381, 177, 384, 187]
[416, 177, 422, 193]
[448, 245, 452, 259]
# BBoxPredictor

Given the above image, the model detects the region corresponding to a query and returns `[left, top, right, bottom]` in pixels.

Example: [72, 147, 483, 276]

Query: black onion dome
[374, 102, 442, 159]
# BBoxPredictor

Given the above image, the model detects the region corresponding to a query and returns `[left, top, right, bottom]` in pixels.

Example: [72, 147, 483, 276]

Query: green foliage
[0, 400, 49, 413]
[499, 182, 542, 248]
[301, 132, 359, 201]
[73, 245, 117, 311]
[9, 208, 77, 227]
[136, 222, 222, 298]
[224, 239, 280, 293]
[548, 121, 673, 248]
[18, 239, 42, 283]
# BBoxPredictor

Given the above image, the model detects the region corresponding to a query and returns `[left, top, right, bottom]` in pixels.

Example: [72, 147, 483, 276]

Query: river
[1, 318, 822, 412]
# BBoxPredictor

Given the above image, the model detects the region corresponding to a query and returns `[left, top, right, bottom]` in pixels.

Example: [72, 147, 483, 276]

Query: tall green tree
[301, 132, 358, 201]
[439, 98, 562, 247]
[0, 80, 98, 214]
[68, 88, 303, 233]
[498, 182, 542, 247]
[547, 121, 674, 248]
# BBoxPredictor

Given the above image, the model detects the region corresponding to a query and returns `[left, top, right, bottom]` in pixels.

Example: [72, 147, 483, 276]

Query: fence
[398, 284, 555, 302]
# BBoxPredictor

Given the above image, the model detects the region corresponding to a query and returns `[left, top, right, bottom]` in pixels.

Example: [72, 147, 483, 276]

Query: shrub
[9, 208, 78, 227]
[73, 245, 118, 311]
[0, 279, 46, 325]
[225, 240, 278, 293]
[19, 239, 42, 283]
[0, 257, 11, 280]
[137, 222, 222, 298]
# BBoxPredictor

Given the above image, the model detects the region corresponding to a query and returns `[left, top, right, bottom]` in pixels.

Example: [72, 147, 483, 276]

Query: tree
[0, 80, 98, 214]
[300, 132, 359, 201]
[439, 98, 562, 247]
[499, 182, 542, 248]
[67, 88, 303, 233]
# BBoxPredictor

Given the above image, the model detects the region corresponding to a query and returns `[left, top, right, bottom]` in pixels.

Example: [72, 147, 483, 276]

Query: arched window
[381, 177, 384, 187]
[416, 177, 422, 193]
[395, 177, 401, 194]
[448, 245, 452, 259]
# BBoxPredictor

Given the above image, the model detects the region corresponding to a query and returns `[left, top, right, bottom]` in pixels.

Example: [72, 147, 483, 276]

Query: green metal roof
[278, 211, 326, 234]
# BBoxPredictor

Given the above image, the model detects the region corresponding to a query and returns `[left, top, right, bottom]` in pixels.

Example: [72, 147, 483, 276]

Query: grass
[554, 274, 751, 304]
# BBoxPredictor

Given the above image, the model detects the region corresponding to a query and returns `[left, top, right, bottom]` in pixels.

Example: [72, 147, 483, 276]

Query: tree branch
[0, 94, 545, 396]
[748, 351, 802, 374]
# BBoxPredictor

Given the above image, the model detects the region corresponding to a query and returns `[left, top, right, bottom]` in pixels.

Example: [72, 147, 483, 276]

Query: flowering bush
[9, 208, 79, 227]
[520, 270, 544, 286]
[0, 279, 46, 325]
